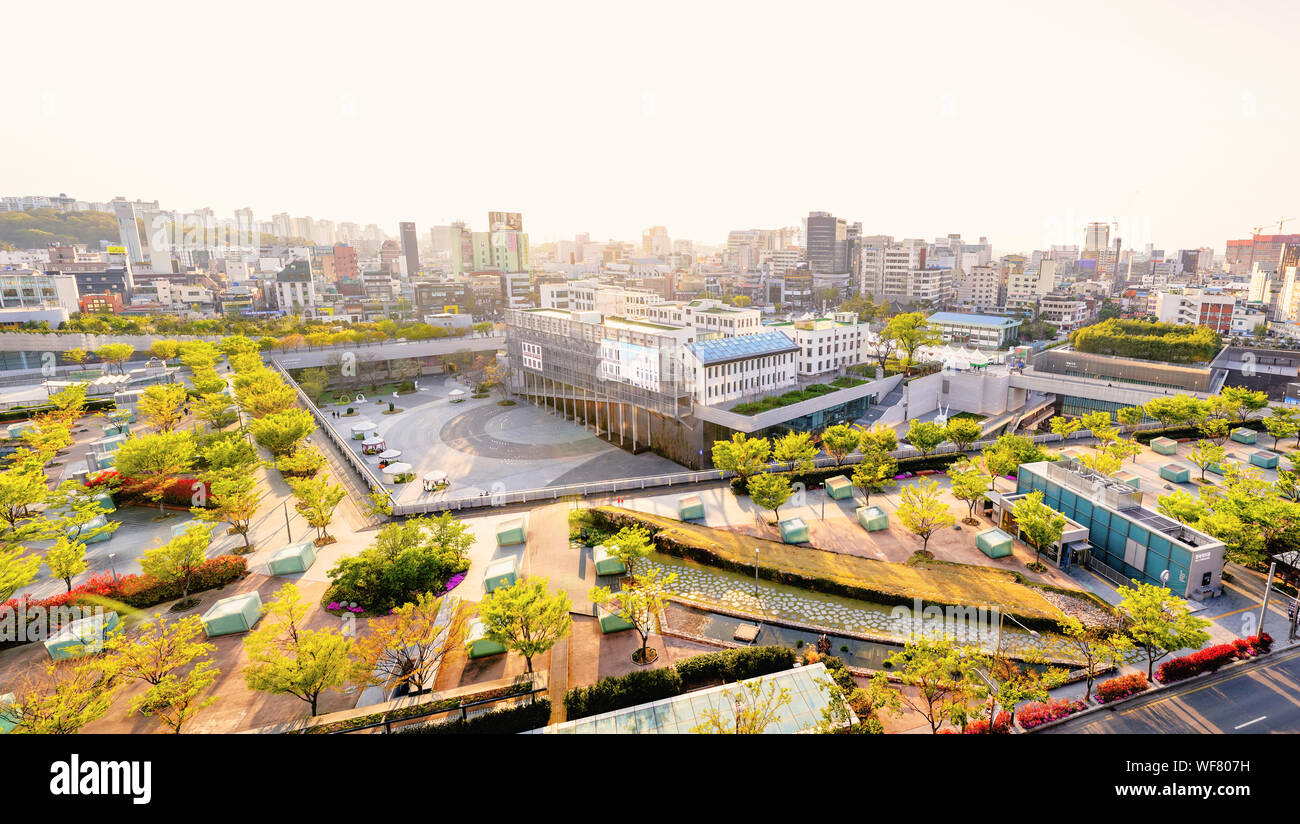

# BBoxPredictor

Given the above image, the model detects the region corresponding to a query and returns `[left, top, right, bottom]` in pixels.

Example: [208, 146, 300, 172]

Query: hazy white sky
[2, 0, 1297, 253]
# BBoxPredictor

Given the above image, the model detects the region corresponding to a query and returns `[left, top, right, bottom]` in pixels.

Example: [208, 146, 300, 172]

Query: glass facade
[1017, 470, 1193, 592]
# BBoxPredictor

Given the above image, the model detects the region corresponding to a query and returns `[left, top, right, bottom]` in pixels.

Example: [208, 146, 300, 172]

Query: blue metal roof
[926, 311, 1020, 328]
[685, 330, 800, 365]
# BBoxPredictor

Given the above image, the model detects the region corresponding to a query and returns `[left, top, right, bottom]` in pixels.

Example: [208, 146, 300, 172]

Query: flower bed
[1018, 698, 1087, 729]
[1156, 633, 1273, 684]
[964, 711, 1012, 734]
[1095, 672, 1148, 704]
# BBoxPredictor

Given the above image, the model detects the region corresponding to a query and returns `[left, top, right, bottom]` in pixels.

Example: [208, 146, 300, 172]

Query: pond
[645, 551, 1082, 663]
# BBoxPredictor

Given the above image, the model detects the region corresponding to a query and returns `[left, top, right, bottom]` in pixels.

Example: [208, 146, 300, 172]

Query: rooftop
[685, 330, 801, 366]
[527, 663, 839, 734]
[927, 311, 1021, 328]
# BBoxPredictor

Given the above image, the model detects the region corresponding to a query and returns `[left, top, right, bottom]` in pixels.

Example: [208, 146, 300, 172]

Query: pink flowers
[1018, 698, 1087, 729]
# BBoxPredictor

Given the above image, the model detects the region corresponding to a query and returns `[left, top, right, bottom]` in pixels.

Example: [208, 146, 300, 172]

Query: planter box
[267, 540, 317, 575]
[678, 494, 705, 521]
[778, 517, 809, 544]
[201, 592, 263, 637]
[466, 620, 506, 658]
[45, 611, 121, 661]
[824, 475, 853, 500]
[597, 607, 635, 634]
[976, 528, 1014, 559]
[170, 518, 207, 540]
[496, 517, 526, 546]
[103, 423, 130, 438]
[91, 491, 116, 513]
[592, 545, 626, 577]
[76, 514, 114, 544]
[1250, 450, 1279, 469]
[1150, 437, 1178, 456]
[1159, 463, 1190, 483]
[483, 556, 519, 593]
[856, 505, 889, 531]
[1230, 427, 1257, 444]
[1207, 459, 1238, 476]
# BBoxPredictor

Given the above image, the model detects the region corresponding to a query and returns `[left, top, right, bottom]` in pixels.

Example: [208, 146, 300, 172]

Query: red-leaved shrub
[1095, 672, 1148, 704]
[1018, 698, 1087, 729]
[964, 711, 1012, 734]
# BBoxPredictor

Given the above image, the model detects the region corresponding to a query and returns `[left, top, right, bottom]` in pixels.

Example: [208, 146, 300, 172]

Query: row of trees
[860, 579, 1210, 733]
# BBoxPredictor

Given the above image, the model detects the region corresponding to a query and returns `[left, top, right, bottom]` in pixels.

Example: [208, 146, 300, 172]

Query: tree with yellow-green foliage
[244, 583, 354, 717]
[138, 383, 189, 433]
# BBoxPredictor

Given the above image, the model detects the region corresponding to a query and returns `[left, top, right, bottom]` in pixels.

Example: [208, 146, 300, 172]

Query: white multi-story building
[540, 280, 663, 317]
[644, 299, 762, 336]
[768, 312, 870, 377]
[954, 263, 1002, 311]
[1006, 259, 1057, 311]
[1039, 294, 1091, 331]
[682, 332, 801, 406]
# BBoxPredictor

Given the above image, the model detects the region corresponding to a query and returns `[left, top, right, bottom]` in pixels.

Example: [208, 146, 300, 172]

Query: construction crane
[1278, 217, 1295, 233]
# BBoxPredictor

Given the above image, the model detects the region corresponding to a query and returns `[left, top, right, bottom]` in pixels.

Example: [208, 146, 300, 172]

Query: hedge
[674, 646, 796, 689]
[1095, 672, 1148, 704]
[396, 699, 551, 735]
[1156, 633, 1273, 684]
[563, 667, 683, 720]
[965, 711, 1012, 734]
[563, 645, 800, 720]
[731, 453, 965, 495]
[1134, 420, 1265, 444]
[1070, 319, 1221, 363]
[86, 471, 214, 508]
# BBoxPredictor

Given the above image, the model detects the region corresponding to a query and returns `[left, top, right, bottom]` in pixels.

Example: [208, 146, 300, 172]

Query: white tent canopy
[350, 421, 378, 433]
[378, 449, 402, 460]
[382, 462, 413, 476]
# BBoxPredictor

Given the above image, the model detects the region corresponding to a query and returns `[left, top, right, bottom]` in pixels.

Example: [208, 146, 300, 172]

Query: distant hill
[0, 208, 120, 249]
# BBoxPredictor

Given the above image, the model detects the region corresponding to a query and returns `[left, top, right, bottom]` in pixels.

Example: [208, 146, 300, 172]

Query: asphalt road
[1044, 645, 1300, 734]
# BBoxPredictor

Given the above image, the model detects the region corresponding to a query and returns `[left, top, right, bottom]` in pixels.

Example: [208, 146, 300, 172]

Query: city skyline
[2, 0, 1298, 252]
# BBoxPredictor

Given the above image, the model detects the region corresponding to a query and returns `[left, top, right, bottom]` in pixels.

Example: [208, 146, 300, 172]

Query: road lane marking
[1234, 716, 1266, 729]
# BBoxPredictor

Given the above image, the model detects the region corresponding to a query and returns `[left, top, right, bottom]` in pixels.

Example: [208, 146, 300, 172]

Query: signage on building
[487, 211, 523, 232]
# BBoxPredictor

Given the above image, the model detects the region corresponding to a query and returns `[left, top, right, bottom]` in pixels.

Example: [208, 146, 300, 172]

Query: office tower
[806, 211, 848, 274]
[1084, 222, 1110, 253]
[399, 221, 419, 278]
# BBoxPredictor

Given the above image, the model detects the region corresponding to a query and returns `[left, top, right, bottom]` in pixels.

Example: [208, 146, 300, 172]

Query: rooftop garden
[1069, 318, 1222, 363]
[730, 382, 837, 416]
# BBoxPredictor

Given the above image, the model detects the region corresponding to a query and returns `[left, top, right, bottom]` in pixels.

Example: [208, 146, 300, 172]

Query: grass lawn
[593, 506, 1069, 624]
[949, 411, 986, 422]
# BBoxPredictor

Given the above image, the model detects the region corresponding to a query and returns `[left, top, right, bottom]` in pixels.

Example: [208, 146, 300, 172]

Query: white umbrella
[422, 470, 447, 491]
[350, 420, 377, 434]
[382, 462, 413, 477]
[378, 449, 402, 460]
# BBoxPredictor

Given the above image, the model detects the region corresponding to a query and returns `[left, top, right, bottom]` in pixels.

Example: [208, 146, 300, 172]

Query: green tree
[748, 472, 794, 522]
[193, 469, 262, 553]
[1220, 386, 1268, 423]
[1116, 406, 1145, 432]
[877, 636, 984, 734]
[1197, 416, 1230, 445]
[943, 417, 983, 452]
[95, 343, 135, 374]
[820, 424, 860, 466]
[1010, 489, 1067, 569]
[351, 592, 470, 693]
[150, 339, 180, 362]
[1108, 438, 1143, 465]
[948, 458, 991, 524]
[477, 578, 573, 674]
[0, 464, 50, 539]
[195, 393, 238, 431]
[603, 526, 654, 576]
[884, 313, 940, 373]
[244, 583, 354, 716]
[858, 423, 897, 455]
[851, 449, 897, 504]
[1156, 489, 1210, 524]
[896, 479, 954, 552]
[1049, 416, 1081, 441]
[1059, 617, 1134, 703]
[0, 662, 119, 734]
[1118, 580, 1212, 681]
[112, 431, 196, 516]
[99, 614, 219, 734]
[250, 408, 315, 456]
[236, 371, 298, 418]
[274, 445, 326, 478]
[905, 420, 946, 457]
[140, 522, 211, 608]
[690, 678, 793, 734]
[1, 543, 41, 601]
[589, 568, 676, 665]
[288, 472, 347, 543]
[773, 431, 817, 473]
[43, 536, 88, 592]
[138, 383, 189, 433]
[1185, 440, 1226, 482]
[711, 434, 771, 487]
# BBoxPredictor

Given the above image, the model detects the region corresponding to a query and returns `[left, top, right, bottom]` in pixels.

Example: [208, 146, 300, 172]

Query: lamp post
[107, 553, 118, 584]
[753, 548, 759, 599]
[284, 500, 293, 542]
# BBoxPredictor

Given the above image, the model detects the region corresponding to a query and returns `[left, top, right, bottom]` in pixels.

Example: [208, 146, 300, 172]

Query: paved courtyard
[319, 375, 685, 507]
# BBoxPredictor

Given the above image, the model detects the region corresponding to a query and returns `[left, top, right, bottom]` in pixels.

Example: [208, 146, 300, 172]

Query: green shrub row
[1133, 419, 1265, 444]
[673, 646, 796, 688]
[396, 699, 551, 735]
[730, 452, 965, 494]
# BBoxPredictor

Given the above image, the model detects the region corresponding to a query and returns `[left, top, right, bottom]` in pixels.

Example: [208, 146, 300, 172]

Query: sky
[2, 0, 1298, 255]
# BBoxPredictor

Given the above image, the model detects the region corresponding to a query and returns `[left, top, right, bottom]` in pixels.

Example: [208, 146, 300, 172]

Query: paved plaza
[319, 375, 685, 507]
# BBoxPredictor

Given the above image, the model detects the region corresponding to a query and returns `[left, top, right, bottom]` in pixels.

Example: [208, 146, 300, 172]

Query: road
[1044, 645, 1300, 733]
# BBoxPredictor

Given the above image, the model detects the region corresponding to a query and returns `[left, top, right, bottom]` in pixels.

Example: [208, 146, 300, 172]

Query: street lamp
[753, 548, 760, 599]
[107, 553, 118, 584]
